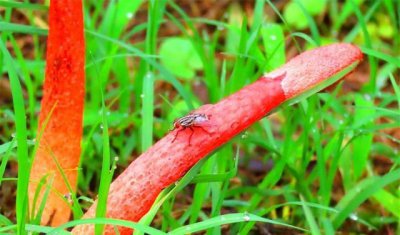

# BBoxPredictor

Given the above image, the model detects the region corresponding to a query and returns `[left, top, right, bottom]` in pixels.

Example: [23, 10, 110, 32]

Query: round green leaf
[160, 37, 203, 80]
[283, 2, 308, 30]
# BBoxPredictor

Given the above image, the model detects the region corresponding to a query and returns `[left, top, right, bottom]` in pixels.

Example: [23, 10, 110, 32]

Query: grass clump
[0, 0, 399, 234]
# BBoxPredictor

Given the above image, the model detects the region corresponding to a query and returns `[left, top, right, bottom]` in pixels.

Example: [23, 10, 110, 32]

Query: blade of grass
[135, 157, 210, 235]
[265, 0, 301, 51]
[343, 0, 381, 43]
[31, 175, 54, 224]
[291, 32, 319, 47]
[0, 0, 48, 10]
[352, 95, 374, 180]
[252, 0, 265, 32]
[85, 30, 194, 109]
[169, 213, 307, 235]
[389, 74, 400, 110]
[349, 0, 377, 92]
[0, 214, 13, 227]
[373, 189, 400, 218]
[360, 46, 400, 67]
[209, 146, 238, 234]
[300, 195, 321, 235]
[294, 0, 321, 45]
[332, 168, 400, 228]
[0, 138, 15, 187]
[50, 218, 167, 235]
[141, 72, 154, 151]
[0, 22, 47, 35]
[0, 38, 30, 235]
[9, 36, 37, 126]
[167, 1, 220, 102]
[92, 56, 113, 234]
[334, 0, 365, 30]
[141, 0, 167, 151]
[189, 157, 216, 223]
[383, 0, 400, 50]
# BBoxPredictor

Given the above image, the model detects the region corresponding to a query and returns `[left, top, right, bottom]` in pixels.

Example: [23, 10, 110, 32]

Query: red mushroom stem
[28, 0, 85, 226]
[72, 43, 363, 234]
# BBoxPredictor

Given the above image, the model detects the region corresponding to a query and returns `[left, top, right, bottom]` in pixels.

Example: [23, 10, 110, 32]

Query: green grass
[0, 38, 30, 235]
[0, 0, 399, 234]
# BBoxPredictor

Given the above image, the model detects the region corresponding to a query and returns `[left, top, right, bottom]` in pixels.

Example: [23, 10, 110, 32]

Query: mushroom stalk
[28, 0, 85, 226]
[73, 43, 363, 234]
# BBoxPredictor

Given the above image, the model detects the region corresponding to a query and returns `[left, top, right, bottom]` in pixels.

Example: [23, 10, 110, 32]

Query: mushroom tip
[324, 43, 364, 61]
[268, 43, 364, 100]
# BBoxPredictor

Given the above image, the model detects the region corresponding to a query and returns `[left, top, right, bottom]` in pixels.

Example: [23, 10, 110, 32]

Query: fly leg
[172, 127, 186, 143]
[188, 127, 194, 146]
[194, 125, 212, 136]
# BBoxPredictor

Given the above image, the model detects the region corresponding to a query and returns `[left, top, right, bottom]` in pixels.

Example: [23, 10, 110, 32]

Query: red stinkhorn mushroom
[72, 43, 363, 234]
[28, 0, 85, 226]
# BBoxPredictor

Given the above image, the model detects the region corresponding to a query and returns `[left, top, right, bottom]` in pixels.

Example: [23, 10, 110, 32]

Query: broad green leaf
[283, 0, 327, 30]
[298, 0, 327, 15]
[159, 37, 203, 80]
[283, 2, 308, 30]
[261, 23, 285, 71]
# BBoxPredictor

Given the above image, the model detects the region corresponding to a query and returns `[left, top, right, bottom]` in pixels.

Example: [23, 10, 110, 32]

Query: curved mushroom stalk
[72, 43, 363, 235]
[28, 0, 85, 226]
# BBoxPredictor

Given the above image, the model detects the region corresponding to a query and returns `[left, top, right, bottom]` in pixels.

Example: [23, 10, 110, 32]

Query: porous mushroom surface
[72, 43, 363, 235]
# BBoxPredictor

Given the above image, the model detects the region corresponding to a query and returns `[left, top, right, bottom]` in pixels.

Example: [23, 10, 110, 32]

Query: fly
[171, 113, 211, 145]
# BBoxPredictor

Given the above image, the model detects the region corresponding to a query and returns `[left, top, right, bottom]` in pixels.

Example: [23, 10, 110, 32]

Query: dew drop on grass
[126, 12, 133, 19]
[241, 131, 248, 139]
[140, 94, 144, 99]
[243, 212, 250, 221]
[270, 35, 277, 41]
[100, 124, 104, 129]
[363, 94, 372, 101]
[11, 133, 16, 138]
[349, 213, 358, 221]
[145, 72, 153, 79]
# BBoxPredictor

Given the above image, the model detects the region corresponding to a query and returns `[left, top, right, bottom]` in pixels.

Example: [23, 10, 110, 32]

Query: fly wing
[178, 116, 195, 127]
